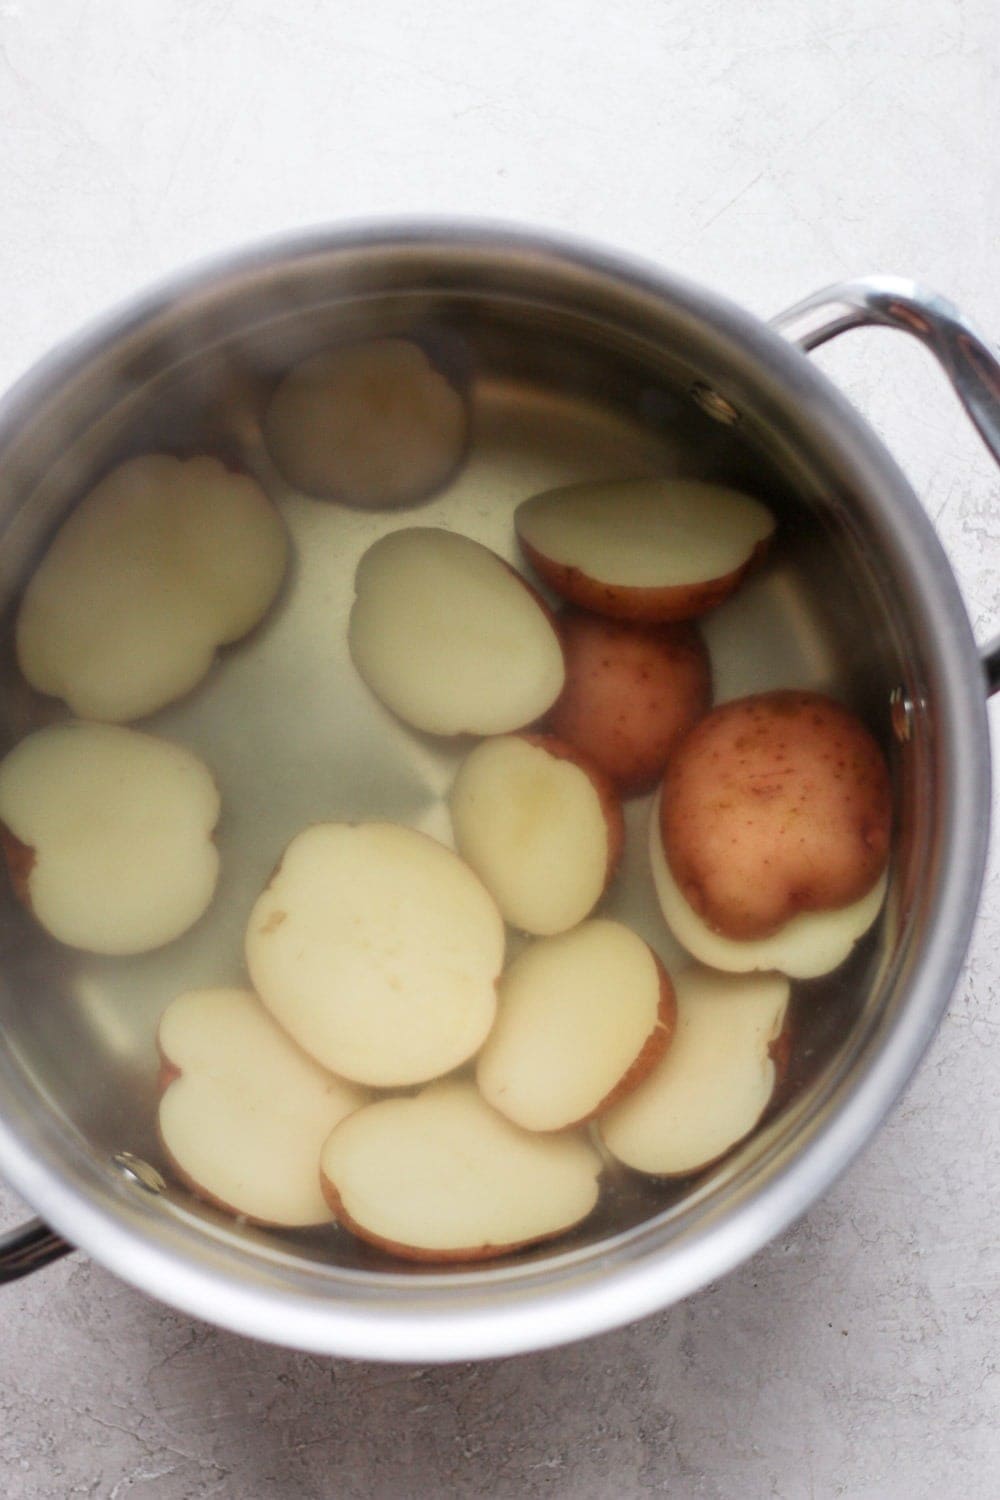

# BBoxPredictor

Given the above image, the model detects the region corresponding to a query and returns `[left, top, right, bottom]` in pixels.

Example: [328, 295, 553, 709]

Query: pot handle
[0, 1216, 72, 1282]
[771, 276, 1000, 696]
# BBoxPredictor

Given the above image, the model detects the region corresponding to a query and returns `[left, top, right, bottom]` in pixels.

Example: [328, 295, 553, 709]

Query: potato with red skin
[660, 691, 892, 941]
[548, 609, 711, 794]
[515, 478, 775, 623]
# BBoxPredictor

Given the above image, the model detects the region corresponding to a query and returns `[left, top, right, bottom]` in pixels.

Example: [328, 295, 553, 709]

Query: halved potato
[449, 733, 623, 935]
[649, 791, 887, 978]
[0, 722, 220, 955]
[349, 528, 565, 735]
[660, 691, 892, 941]
[548, 609, 711, 793]
[319, 1080, 601, 1261]
[158, 988, 366, 1226]
[16, 454, 287, 722]
[246, 822, 504, 1087]
[262, 339, 467, 508]
[477, 920, 675, 1131]
[515, 478, 775, 622]
[600, 967, 790, 1176]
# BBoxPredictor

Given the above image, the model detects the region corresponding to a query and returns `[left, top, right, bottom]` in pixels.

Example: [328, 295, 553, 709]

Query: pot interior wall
[0, 243, 928, 1281]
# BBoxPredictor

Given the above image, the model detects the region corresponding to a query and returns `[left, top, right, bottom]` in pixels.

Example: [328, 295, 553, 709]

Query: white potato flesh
[516, 479, 775, 587]
[262, 339, 467, 507]
[349, 528, 565, 735]
[320, 1080, 601, 1258]
[0, 722, 220, 955]
[158, 988, 366, 1226]
[649, 794, 886, 979]
[17, 454, 287, 722]
[477, 920, 670, 1131]
[246, 822, 504, 1087]
[600, 967, 790, 1176]
[450, 736, 614, 935]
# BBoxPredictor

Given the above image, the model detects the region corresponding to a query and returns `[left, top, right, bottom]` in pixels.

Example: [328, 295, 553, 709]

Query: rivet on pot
[690, 382, 740, 425]
[112, 1152, 166, 1194]
[889, 686, 914, 743]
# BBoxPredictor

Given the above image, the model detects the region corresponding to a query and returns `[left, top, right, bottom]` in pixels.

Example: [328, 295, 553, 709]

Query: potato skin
[548, 610, 711, 795]
[1, 824, 36, 908]
[660, 691, 892, 940]
[519, 536, 770, 623]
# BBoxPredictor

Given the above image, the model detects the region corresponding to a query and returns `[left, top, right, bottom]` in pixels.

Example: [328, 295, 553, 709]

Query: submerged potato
[0, 722, 220, 955]
[319, 1080, 601, 1261]
[349, 528, 565, 736]
[158, 988, 366, 1227]
[516, 478, 775, 621]
[649, 793, 887, 978]
[16, 454, 287, 722]
[660, 691, 891, 941]
[246, 822, 504, 1087]
[548, 609, 711, 794]
[600, 967, 790, 1177]
[476, 920, 675, 1131]
[449, 733, 624, 935]
[263, 339, 467, 508]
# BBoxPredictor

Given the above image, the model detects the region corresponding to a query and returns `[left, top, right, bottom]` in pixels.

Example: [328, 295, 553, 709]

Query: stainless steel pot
[0, 223, 996, 1361]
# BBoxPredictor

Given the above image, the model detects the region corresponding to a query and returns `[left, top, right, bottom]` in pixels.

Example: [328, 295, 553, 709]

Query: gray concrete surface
[2, 1, 999, 1495]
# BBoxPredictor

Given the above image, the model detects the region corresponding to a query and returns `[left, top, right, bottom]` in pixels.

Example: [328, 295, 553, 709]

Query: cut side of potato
[548, 609, 711, 794]
[246, 822, 504, 1087]
[158, 988, 366, 1226]
[17, 454, 287, 722]
[449, 733, 623, 936]
[649, 792, 887, 978]
[660, 691, 892, 940]
[516, 478, 775, 622]
[600, 967, 790, 1176]
[349, 528, 565, 735]
[0, 722, 220, 955]
[262, 339, 467, 508]
[477, 920, 675, 1131]
[319, 1080, 601, 1261]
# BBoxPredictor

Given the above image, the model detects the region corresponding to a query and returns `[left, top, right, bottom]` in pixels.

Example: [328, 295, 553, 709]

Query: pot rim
[0, 218, 989, 1361]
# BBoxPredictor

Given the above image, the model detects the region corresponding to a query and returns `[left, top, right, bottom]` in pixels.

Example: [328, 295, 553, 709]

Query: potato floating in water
[158, 988, 366, 1226]
[515, 478, 775, 622]
[263, 339, 467, 508]
[349, 528, 565, 736]
[320, 1080, 601, 1261]
[0, 722, 220, 955]
[16, 454, 287, 722]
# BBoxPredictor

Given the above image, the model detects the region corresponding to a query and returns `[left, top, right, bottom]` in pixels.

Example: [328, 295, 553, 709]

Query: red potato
[449, 732, 624, 936]
[348, 528, 565, 736]
[649, 791, 888, 979]
[660, 691, 892, 942]
[262, 339, 468, 509]
[158, 988, 367, 1227]
[515, 478, 775, 623]
[599, 968, 790, 1177]
[476, 920, 676, 1132]
[319, 1080, 601, 1262]
[548, 609, 711, 794]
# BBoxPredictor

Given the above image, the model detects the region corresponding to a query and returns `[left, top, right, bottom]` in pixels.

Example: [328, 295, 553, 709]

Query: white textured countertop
[2, 3, 999, 1496]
